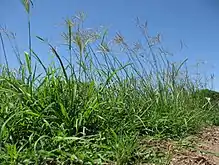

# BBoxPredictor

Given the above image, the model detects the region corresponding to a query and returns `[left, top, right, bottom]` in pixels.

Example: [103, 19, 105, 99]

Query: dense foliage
[0, 2, 218, 164]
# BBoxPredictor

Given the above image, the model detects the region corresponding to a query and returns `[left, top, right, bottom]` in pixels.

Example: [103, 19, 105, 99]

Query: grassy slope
[0, 2, 219, 164]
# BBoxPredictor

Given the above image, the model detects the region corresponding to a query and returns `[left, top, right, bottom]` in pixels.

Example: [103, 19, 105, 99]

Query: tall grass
[0, 3, 218, 164]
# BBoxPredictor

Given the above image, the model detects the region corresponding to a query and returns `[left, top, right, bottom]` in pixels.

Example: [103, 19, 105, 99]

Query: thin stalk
[0, 32, 9, 75]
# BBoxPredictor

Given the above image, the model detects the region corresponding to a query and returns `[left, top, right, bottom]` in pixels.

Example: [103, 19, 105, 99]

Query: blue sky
[1, 0, 219, 90]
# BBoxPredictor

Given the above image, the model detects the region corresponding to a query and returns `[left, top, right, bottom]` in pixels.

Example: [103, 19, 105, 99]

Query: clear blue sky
[1, 0, 219, 90]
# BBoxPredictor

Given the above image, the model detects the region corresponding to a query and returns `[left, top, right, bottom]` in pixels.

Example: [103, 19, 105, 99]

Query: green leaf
[59, 102, 70, 122]
[24, 51, 32, 75]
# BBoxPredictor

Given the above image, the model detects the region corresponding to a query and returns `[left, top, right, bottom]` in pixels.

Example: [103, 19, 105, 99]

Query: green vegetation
[0, 1, 219, 164]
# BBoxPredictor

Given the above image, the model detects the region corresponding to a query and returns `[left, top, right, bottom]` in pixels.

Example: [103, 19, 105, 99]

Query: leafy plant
[0, 1, 218, 164]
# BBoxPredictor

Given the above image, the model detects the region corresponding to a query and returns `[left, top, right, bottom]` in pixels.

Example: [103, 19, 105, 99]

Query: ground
[137, 126, 219, 165]
[171, 126, 219, 165]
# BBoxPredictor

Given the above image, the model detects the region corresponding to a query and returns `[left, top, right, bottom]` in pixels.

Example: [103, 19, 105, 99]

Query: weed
[0, 1, 218, 164]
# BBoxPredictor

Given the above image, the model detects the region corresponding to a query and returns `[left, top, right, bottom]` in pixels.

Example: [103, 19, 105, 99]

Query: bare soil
[171, 126, 219, 165]
[137, 126, 219, 165]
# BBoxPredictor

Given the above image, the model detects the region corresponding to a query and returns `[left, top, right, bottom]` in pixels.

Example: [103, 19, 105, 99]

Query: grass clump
[0, 3, 218, 164]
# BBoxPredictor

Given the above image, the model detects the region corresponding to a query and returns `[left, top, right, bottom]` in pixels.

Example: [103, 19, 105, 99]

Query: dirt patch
[137, 126, 219, 165]
[171, 126, 219, 165]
